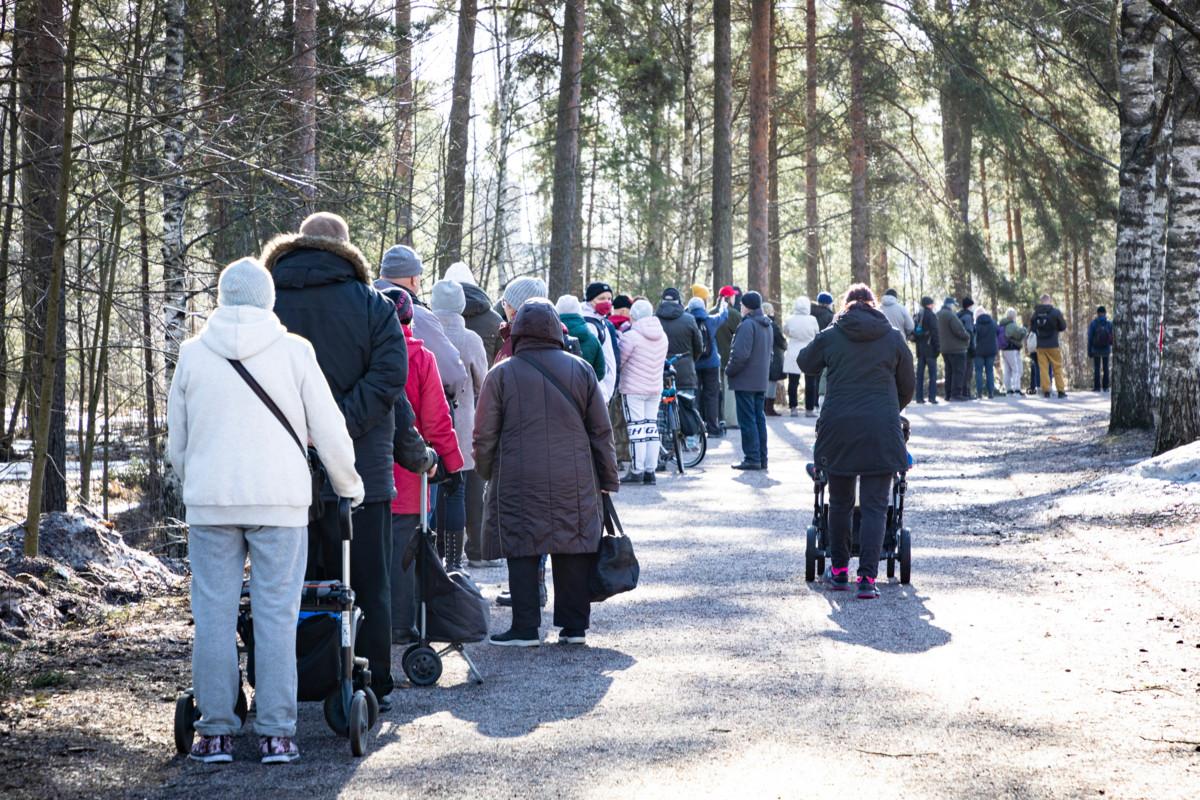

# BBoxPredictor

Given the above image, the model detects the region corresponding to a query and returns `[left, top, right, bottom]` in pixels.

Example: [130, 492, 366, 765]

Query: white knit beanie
[218, 257, 274, 310]
[431, 279, 467, 314]
[502, 276, 547, 311]
[443, 262, 476, 285]
[555, 294, 583, 316]
[631, 299, 654, 321]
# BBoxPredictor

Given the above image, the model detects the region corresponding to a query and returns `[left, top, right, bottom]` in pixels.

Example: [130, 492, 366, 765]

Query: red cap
[718, 285, 737, 298]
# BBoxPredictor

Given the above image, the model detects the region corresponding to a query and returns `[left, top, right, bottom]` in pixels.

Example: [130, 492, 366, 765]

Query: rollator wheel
[173, 690, 196, 755]
[364, 687, 380, 730]
[403, 645, 443, 687]
[235, 686, 249, 725]
[805, 526, 818, 583]
[323, 690, 349, 737]
[899, 528, 912, 585]
[348, 691, 370, 757]
[886, 556, 896, 579]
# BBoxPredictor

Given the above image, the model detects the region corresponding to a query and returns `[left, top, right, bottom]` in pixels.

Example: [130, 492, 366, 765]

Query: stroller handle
[338, 498, 353, 542]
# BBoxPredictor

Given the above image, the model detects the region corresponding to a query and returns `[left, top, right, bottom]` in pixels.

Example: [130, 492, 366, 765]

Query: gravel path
[11, 393, 1200, 798]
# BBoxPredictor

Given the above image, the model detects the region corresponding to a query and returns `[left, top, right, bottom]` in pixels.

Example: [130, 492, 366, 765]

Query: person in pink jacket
[379, 288, 464, 643]
[619, 299, 670, 485]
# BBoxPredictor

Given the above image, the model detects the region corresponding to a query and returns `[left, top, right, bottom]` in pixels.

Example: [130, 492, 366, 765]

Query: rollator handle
[338, 497, 353, 542]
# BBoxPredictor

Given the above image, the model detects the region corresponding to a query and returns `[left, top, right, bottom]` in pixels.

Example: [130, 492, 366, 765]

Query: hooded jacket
[957, 308, 977, 356]
[461, 283, 504, 364]
[1031, 303, 1067, 348]
[263, 234, 406, 503]
[715, 303, 742, 367]
[1087, 314, 1113, 356]
[656, 300, 704, 389]
[783, 298, 820, 375]
[434, 309, 488, 471]
[619, 314, 670, 397]
[725, 309, 774, 393]
[371, 279, 467, 395]
[583, 303, 620, 404]
[973, 313, 999, 359]
[810, 302, 834, 331]
[880, 294, 915, 337]
[560, 312, 606, 382]
[936, 302, 970, 355]
[688, 304, 725, 371]
[914, 305, 940, 356]
[166, 305, 364, 526]
[392, 326, 464, 516]
[473, 302, 618, 560]
[796, 303, 914, 476]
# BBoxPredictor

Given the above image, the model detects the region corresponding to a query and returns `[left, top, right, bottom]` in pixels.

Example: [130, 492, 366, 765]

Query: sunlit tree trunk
[746, 0, 771, 293]
[294, 0, 317, 215]
[711, 0, 733, 293]
[435, 0, 477, 274]
[547, 0, 585, 298]
[767, 1, 781, 306]
[848, 4, 869, 284]
[161, 0, 188, 382]
[804, 0, 819, 298]
[395, 0, 414, 245]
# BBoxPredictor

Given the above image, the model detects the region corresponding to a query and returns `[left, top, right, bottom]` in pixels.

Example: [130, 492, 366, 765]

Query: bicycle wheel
[658, 403, 674, 464]
[681, 412, 707, 468]
[670, 406, 685, 474]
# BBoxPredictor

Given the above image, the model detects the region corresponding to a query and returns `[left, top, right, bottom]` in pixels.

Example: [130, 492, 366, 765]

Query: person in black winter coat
[811, 292, 835, 331]
[1087, 306, 1114, 392]
[1031, 293, 1068, 397]
[913, 296, 940, 404]
[957, 296, 977, 397]
[262, 212, 410, 703]
[797, 284, 914, 599]
[972, 309, 999, 399]
[726, 291, 774, 470]
[656, 288, 704, 391]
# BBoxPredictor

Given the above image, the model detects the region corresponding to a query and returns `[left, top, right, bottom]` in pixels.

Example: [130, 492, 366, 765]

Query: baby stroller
[399, 471, 488, 687]
[803, 417, 912, 584]
[174, 499, 380, 758]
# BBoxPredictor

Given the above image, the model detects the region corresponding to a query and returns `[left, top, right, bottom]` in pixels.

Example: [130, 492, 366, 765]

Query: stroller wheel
[348, 691, 370, 757]
[899, 528, 912, 584]
[886, 556, 896, 579]
[403, 645, 443, 687]
[364, 687, 380, 730]
[805, 526, 818, 583]
[173, 690, 196, 755]
[323, 690, 349, 737]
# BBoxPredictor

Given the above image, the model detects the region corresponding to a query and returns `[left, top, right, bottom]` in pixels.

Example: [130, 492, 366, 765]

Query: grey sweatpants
[189, 523, 306, 737]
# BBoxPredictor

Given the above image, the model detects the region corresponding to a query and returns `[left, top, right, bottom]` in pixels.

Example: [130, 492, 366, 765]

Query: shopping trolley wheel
[899, 527, 912, 585]
[886, 555, 896, 579]
[364, 687, 380, 730]
[235, 685, 249, 725]
[348, 691, 370, 757]
[805, 526, 818, 583]
[173, 690, 196, 755]
[403, 645, 443, 687]
[323, 690, 349, 737]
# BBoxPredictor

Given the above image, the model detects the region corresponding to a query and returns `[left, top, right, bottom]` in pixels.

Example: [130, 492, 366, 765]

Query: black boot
[444, 529, 465, 573]
[538, 561, 548, 607]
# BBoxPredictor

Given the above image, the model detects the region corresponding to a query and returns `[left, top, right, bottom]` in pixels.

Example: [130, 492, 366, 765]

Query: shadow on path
[818, 584, 951, 654]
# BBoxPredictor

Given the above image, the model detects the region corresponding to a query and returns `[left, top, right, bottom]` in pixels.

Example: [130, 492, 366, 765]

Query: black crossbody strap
[227, 359, 306, 458]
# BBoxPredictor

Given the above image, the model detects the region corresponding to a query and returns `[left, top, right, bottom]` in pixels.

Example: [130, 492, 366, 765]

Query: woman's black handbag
[589, 495, 639, 602]
[228, 359, 327, 521]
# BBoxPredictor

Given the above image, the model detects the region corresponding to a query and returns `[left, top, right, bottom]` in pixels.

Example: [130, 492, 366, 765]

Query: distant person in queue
[797, 284, 914, 599]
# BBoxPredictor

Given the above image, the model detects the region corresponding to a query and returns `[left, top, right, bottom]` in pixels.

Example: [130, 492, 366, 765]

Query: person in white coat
[167, 257, 363, 765]
[879, 288, 915, 337]
[783, 297, 821, 417]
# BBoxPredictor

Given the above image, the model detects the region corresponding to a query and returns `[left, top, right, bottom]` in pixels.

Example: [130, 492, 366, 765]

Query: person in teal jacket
[555, 295, 606, 381]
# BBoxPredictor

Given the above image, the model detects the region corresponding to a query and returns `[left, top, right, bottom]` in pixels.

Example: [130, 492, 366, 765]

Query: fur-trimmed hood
[260, 233, 372, 286]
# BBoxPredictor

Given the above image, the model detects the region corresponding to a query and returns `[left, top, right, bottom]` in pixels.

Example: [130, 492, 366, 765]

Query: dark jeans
[308, 500, 393, 696]
[1092, 355, 1110, 390]
[434, 473, 466, 533]
[464, 470, 485, 561]
[389, 513, 420, 644]
[828, 473, 891, 580]
[973, 356, 995, 398]
[942, 353, 967, 399]
[787, 374, 800, 409]
[734, 390, 768, 465]
[786, 373, 818, 411]
[507, 553, 591, 635]
[916, 349, 937, 402]
[697, 366, 722, 433]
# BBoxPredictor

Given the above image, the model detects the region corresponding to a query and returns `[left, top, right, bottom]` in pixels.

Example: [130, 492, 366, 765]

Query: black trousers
[1092, 355, 1110, 390]
[915, 349, 937, 402]
[827, 473, 892, 580]
[507, 553, 592, 635]
[389, 513, 420, 644]
[942, 353, 967, 399]
[696, 367, 722, 434]
[464, 470, 485, 561]
[308, 500, 393, 696]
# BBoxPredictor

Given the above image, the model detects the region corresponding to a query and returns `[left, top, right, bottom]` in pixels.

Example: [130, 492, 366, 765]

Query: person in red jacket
[380, 288, 464, 644]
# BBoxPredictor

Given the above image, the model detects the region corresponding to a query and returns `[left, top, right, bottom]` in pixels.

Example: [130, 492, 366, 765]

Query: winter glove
[443, 469, 464, 495]
[418, 446, 439, 475]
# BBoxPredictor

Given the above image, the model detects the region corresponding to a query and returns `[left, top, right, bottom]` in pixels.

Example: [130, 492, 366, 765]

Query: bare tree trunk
[767, 1, 781, 306]
[24, 0, 82, 552]
[1154, 0, 1200, 453]
[161, 0, 188, 382]
[294, 0, 317, 214]
[1112, 0, 1164, 431]
[804, 0, 819, 298]
[746, 0, 771, 293]
[394, 0, 414, 244]
[711, 0, 733, 293]
[979, 152, 993, 263]
[1004, 172, 1016, 278]
[848, 5, 869, 284]
[677, 0, 695, 289]
[547, 0, 585, 298]
[434, 0, 477, 274]
[0, 16, 17, 436]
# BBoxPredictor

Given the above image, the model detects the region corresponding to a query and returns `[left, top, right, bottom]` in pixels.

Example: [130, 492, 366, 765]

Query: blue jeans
[734, 391, 768, 465]
[434, 474, 466, 532]
[915, 349, 937, 402]
[973, 356, 995, 398]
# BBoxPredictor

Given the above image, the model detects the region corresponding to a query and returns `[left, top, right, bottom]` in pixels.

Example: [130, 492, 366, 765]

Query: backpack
[1005, 322, 1027, 347]
[698, 323, 715, 363]
[1092, 320, 1112, 349]
[1032, 309, 1054, 336]
[584, 316, 607, 346]
[913, 309, 932, 340]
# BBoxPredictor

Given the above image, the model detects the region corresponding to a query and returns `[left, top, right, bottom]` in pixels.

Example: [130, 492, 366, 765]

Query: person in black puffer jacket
[262, 212, 417, 703]
[972, 308, 999, 399]
[797, 284, 914, 599]
[656, 287, 704, 391]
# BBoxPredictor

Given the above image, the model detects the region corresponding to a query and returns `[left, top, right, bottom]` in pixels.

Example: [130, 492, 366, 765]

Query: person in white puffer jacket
[167, 257, 362, 766]
[618, 299, 670, 485]
[783, 298, 821, 417]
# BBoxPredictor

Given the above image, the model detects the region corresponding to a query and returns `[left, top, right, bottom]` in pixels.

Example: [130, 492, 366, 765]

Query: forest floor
[1, 392, 1198, 799]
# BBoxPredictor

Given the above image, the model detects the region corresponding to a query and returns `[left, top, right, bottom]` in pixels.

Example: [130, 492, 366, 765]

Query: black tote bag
[589, 495, 640, 602]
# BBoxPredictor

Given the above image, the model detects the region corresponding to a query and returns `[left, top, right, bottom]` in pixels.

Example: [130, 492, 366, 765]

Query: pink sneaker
[824, 566, 851, 591]
[856, 575, 879, 599]
[188, 734, 234, 763]
[259, 736, 300, 764]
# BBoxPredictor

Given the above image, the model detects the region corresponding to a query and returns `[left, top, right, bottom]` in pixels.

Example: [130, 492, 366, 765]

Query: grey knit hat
[431, 279, 466, 314]
[380, 244, 423, 279]
[502, 276, 547, 311]
[218, 257, 274, 310]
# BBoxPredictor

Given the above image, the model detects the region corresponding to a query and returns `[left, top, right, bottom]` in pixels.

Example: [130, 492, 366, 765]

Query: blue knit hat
[817, 292, 834, 305]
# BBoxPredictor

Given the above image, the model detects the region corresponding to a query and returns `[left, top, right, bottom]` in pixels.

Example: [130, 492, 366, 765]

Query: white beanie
[631, 299, 654, 321]
[431, 279, 467, 314]
[555, 294, 583, 316]
[443, 262, 476, 285]
[218, 257, 274, 310]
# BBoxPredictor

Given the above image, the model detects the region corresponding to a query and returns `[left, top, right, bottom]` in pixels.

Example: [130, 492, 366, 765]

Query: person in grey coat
[725, 291, 773, 471]
[936, 297, 970, 401]
[796, 284, 914, 599]
[879, 288, 914, 336]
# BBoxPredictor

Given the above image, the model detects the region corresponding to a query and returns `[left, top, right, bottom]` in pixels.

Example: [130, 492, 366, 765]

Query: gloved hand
[418, 446, 439, 475]
[444, 470, 464, 495]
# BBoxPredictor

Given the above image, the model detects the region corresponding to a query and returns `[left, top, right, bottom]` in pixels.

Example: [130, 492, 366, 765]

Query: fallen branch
[1108, 685, 1180, 695]
[850, 748, 935, 758]
[1140, 735, 1200, 746]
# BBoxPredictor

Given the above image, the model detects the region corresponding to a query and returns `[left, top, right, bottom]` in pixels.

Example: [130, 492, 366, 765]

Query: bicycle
[659, 354, 707, 474]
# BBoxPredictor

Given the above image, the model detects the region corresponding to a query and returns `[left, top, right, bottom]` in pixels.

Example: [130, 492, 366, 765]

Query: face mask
[593, 300, 613, 316]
